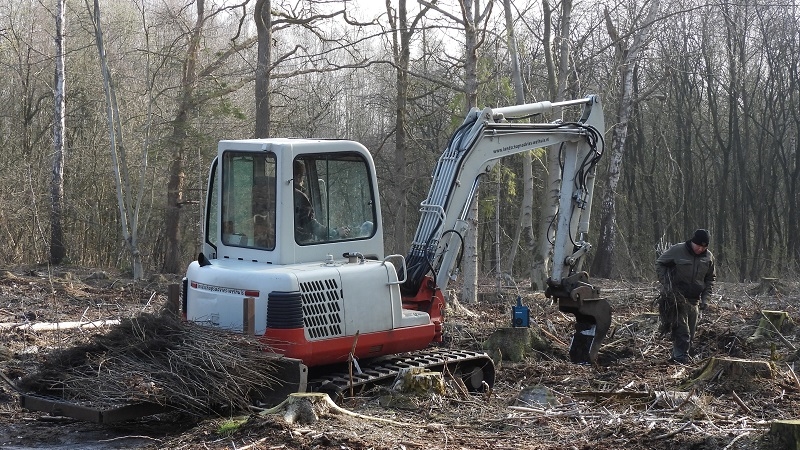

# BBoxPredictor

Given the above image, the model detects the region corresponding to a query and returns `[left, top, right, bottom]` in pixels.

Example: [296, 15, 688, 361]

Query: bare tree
[591, 0, 661, 278]
[384, 0, 436, 256]
[49, 0, 66, 265]
[162, 0, 256, 273]
[501, 0, 534, 279]
[254, 0, 375, 139]
[418, 0, 492, 303]
[529, 0, 572, 290]
[84, 0, 158, 279]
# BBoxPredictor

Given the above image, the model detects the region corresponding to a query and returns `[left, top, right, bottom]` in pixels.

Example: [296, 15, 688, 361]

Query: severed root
[259, 393, 426, 427]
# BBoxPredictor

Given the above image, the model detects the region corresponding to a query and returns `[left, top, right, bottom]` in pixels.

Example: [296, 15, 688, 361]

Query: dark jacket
[655, 241, 716, 301]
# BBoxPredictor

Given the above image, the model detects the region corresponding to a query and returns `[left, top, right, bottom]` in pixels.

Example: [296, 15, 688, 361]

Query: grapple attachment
[546, 272, 613, 364]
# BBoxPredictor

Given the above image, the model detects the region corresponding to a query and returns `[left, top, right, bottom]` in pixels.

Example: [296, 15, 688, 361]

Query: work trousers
[672, 297, 699, 360]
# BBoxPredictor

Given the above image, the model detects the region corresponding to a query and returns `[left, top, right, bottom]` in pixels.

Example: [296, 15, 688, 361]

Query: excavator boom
[401, 95, 611, 364]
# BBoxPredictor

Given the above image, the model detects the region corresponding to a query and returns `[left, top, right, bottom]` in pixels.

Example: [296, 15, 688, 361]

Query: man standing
[655, 229, 716, 364]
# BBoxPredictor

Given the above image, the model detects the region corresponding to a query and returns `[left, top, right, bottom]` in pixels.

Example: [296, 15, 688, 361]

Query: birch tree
[501, 0, 534, 279]
[49, 0, 66, 265]
[84, 0, 157, 279]
[591, 0, 661, 278]
[530, 0, 572, 290]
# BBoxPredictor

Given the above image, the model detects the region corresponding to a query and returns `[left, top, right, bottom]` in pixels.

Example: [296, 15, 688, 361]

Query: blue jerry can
[512, 296, 530, 328]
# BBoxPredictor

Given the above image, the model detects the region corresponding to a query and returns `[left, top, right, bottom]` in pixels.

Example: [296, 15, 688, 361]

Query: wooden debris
[0, 319, 120, 331]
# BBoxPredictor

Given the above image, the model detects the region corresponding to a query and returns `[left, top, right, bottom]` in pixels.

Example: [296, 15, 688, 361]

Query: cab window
[293, 154, 376, 245]
[220, 152, 277, 250]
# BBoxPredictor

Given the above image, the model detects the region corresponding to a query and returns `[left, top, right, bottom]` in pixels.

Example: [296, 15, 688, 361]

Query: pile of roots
[19, 310, 281, 416]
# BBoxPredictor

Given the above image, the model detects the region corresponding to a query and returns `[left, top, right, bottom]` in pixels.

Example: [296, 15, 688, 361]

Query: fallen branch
[0, 319, 120, 331]
[787, 363, 800, 390]
[730, 390, 753, 415]
[722, 431, 750, 450]
[237, 437, 268, 450]
[538, 327, 568, 348]
[651, 420, 692, 440]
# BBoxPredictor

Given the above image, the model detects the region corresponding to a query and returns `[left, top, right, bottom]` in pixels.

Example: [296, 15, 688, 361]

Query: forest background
[1, 0, 798, 295]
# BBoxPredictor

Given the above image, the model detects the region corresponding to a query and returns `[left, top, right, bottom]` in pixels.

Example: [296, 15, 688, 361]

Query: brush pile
[18, 310, 281, 417]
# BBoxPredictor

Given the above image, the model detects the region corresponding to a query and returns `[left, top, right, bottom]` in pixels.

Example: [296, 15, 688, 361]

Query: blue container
[512, 297, 530, 328]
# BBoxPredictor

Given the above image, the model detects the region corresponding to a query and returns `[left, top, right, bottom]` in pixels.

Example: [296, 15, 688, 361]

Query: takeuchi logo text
[191, 281, 247, 296]
[493, 137, 551, 154]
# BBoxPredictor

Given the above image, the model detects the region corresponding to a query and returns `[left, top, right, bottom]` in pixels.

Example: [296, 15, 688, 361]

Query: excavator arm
[400, 95, 611, 364]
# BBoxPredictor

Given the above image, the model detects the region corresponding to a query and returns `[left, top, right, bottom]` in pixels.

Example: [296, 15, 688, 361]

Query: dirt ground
[1, 266, 799, 450]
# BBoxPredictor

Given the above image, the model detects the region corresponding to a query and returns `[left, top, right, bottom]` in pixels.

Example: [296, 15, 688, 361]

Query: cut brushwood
[17, 310, 282, 417]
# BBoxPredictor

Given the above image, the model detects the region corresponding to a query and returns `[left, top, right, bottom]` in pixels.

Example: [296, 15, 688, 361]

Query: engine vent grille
[299, 278, 344, 340]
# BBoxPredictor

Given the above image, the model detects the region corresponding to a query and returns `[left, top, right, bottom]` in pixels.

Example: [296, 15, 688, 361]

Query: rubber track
[307, 348, 495, 397]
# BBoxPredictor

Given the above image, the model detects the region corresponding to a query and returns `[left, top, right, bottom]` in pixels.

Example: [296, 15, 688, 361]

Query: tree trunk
[460, 0, 482, 301]
[163, 0, 204, 274]
[88, 0, 145, 279]
[502, 0, 533, 277]
[460, 195, 479, 304]
[390, 0, 410, 254]
[49, 0, 66, 265]
[532, 0, 571, 290]
[591, 1, 661, 278]
[254, 0, 271, 139]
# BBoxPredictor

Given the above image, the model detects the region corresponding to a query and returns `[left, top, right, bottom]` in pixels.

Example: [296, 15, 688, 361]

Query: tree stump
[687, 357, 774, 393]
[380, 367, 446, 409]
[747, 277, 786, 296]
[262, 392, 424, 427]
[391, 367, 445, 395]
[274, 393, 333, 425]
[749, 310, 792, 342]
[768, 419, 800, 450]
[483, 327, 550, 363]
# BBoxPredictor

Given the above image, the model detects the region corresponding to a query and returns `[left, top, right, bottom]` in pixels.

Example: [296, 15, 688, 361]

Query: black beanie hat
[691, 229, 710, 246]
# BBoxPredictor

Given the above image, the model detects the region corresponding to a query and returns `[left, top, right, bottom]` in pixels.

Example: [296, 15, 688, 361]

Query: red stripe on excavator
[262, 324, 437, 367]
